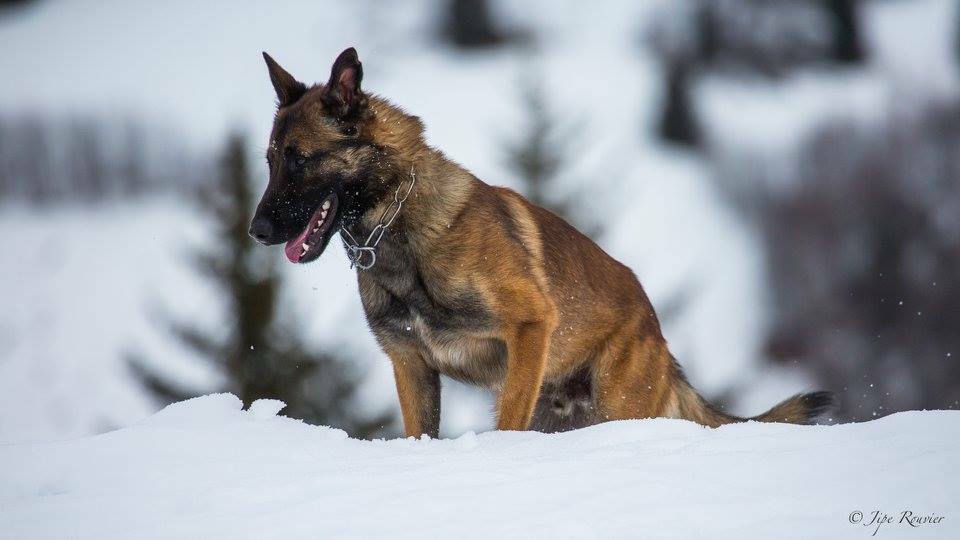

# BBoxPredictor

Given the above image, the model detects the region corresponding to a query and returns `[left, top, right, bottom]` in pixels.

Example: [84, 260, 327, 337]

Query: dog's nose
[249, 217, 275, 245]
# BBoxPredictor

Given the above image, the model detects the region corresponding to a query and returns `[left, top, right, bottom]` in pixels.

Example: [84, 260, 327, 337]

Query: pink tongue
[284, 221, 315, 263]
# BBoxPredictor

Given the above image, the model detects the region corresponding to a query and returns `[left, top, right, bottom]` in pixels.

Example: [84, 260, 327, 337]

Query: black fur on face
[249, 49, 394, 264]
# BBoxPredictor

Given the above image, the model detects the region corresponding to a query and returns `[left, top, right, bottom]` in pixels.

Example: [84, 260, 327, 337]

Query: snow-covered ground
[1, 394, 957, 539]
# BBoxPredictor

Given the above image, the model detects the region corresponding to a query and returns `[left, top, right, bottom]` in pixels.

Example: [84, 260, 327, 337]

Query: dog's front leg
[496, 319, 554, 431]
[387, 346, 440, 438]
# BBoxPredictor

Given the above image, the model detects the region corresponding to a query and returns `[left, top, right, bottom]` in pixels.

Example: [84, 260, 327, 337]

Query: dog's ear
[321, 47, 365, 118]
[262, 52, 307, 107]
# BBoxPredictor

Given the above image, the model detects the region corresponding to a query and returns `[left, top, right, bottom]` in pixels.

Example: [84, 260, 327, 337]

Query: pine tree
[119, 120, 147, 196]
[826, 0, 866, 64]
[657, 62, 700, 148]
[130, 133, 395, 439]
[440, 0, 504, 49]
[0, 0, 39, 10]
[504, 75, 600, 238]
[69, 119, 107, 201]
[646, 0, 861, 84]
[438, 0, 527, 50]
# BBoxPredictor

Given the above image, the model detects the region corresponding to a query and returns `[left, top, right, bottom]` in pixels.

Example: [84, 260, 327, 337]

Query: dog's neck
[344, 155, 473, 279]
[348, 96, 475, 267]
[354, 149, 473, 253]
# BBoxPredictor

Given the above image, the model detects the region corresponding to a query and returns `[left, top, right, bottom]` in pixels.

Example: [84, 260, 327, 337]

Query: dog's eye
[341, 125, 358, 137]
[283, 152, 306, 172]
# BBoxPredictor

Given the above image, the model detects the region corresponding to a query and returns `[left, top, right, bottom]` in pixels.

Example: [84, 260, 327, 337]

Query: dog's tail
[669, 361, 837, 427]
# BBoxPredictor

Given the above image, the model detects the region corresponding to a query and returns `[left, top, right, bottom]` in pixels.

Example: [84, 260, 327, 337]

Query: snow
[1, 394, 957, 539]
[0, 200, 220, 442]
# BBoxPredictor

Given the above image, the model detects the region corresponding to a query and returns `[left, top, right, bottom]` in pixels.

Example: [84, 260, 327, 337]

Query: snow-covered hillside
[1, 394, 956, 539]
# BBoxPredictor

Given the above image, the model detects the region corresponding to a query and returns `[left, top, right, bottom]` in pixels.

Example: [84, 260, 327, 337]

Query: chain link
[339, 167, 417, 270]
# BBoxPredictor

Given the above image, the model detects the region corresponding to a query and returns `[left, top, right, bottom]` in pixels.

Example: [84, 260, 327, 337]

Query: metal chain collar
[339, 168, 417, 270]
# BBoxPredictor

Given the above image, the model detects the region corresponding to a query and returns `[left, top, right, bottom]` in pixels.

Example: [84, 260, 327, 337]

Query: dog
[249, 48, 835, 437]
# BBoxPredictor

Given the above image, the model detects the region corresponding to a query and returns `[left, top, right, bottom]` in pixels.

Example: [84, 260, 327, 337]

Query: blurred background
[0, 0, 957, 442]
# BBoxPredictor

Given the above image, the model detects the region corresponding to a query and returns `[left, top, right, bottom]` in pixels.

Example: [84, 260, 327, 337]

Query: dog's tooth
[321, 211, 328, 219]
[302, 243, 310, 251]
[322, 200, 331, 210]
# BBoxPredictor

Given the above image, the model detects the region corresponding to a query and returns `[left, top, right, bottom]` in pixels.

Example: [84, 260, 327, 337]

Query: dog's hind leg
[592, 326, 675, 423]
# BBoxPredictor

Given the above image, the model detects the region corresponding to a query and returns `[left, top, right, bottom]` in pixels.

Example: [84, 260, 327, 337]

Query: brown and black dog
[250, 48, 835, 437]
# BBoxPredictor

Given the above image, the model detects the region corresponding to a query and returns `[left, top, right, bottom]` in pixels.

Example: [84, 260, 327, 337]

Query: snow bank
[1, 394, 956, 539]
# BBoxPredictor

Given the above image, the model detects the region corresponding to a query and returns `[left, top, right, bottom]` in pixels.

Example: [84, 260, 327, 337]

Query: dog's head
[249, 48, 395, 264]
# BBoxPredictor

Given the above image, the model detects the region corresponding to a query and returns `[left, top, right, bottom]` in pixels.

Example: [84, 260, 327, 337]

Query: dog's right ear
[321, 47, 365, 119]
[262, 52, 307, 107]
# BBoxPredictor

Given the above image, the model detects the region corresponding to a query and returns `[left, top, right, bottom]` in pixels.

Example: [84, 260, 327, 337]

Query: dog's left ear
[322, 47, 365, 118]
[263, 52, 307, 107]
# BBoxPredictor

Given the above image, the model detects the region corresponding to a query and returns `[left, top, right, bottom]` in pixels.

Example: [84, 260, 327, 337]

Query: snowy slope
[1, 394, 956, 539]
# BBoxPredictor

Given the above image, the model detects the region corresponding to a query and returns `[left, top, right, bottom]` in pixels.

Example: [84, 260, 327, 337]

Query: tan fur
[258, 51, 833, 437]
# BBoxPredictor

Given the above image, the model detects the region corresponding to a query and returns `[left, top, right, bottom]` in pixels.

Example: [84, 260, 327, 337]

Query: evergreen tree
[657, 62, 700, 148]
[0, 0, 38, 11]
[130, 133, 395, 439]
[644, 1, 704, 148]
[438, 0, 526, 50]
[826, 0, 866, 64]
[0, 114, 201, 204]
[119, 120, 147, 196]
[440, 0, 502, 48]
[504, 75, 599, 238]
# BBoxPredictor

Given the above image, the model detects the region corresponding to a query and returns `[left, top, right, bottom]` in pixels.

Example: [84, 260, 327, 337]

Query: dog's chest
[407, 312, 507, 387]
[359, 263, 506, 386]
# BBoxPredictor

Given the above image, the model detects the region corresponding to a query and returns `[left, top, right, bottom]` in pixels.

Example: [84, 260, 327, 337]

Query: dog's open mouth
[284, 194, 338, 264]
